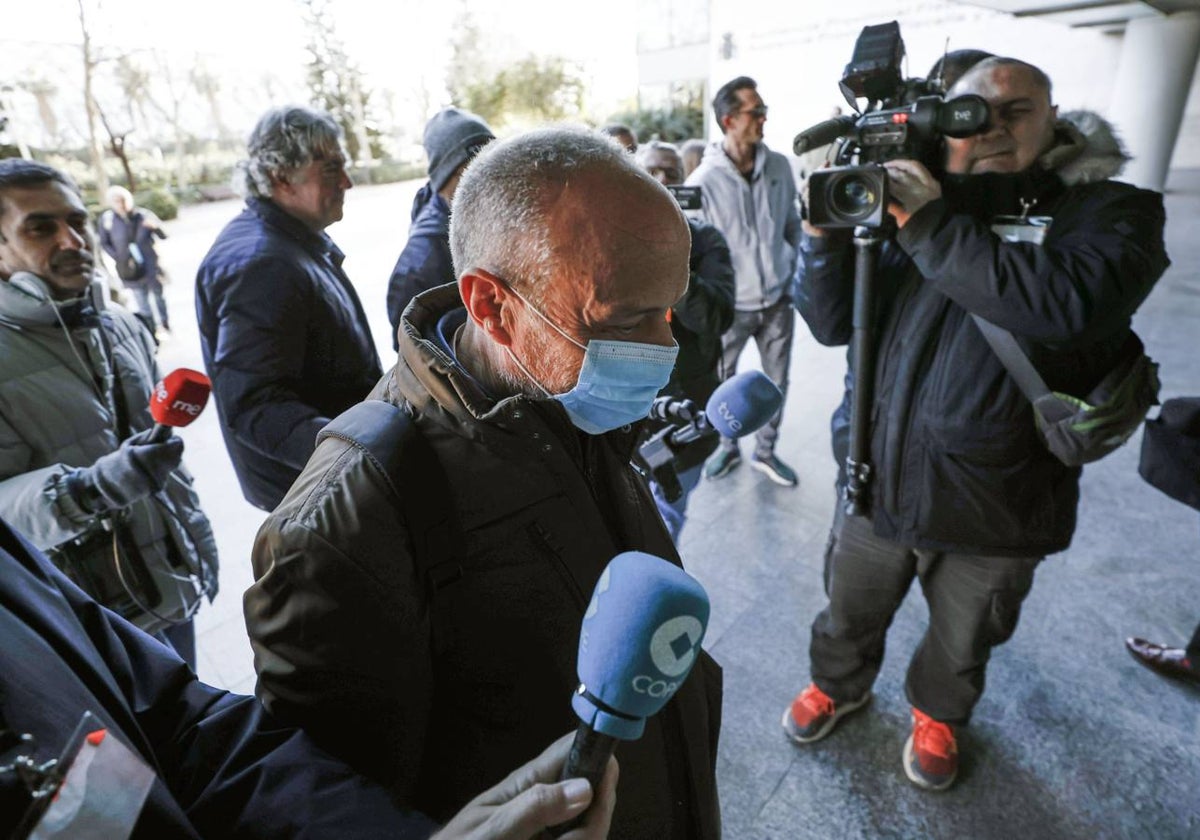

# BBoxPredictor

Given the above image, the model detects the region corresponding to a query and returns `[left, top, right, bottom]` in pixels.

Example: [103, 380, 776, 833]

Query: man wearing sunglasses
[686, 76, 803, 488]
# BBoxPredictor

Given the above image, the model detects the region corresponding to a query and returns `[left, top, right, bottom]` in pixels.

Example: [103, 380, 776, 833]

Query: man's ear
[460, 268, 516, 347]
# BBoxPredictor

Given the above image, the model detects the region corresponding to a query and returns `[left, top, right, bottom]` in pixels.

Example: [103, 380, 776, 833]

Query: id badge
[991, 214, 1053, 245]
[16, 712, 155, 840]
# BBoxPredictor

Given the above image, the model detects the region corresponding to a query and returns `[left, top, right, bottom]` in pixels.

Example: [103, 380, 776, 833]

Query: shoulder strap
[317, 400, 462, 590]
[971, 314, 1074, 423]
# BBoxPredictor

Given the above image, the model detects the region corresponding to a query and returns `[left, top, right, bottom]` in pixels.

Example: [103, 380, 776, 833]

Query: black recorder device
[667, 185, 702, 211]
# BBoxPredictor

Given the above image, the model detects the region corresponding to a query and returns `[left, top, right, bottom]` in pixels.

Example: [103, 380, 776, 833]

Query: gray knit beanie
[424, 108, 495, 192]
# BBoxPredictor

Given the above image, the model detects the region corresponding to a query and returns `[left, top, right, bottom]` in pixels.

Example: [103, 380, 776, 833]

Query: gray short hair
[636, 140, 681, 162]
[449, 126, 659, 303]
[234, 106, 344, 199]
[951, 57, 1053, 102]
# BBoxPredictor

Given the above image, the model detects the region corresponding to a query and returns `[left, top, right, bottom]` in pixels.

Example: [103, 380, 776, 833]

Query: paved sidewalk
[681, 170, 1200, 839]
[159, 172, 1199, 838]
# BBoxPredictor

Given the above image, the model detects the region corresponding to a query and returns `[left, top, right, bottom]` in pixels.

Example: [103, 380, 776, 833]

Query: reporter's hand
[800, 176, 826, 238]
[432, 732, 618, 840]
[75, 428, 184, 512]
[883, 160, 942, 228]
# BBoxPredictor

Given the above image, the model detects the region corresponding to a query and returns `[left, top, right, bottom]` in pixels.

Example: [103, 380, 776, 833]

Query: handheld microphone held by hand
[637, 371, 784, 501]
[148, 369, 212, 443]
[550, 551, 710, 835]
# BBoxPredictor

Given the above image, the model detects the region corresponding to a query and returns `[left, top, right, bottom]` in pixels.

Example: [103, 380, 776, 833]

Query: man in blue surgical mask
[245, 127, 723, 840]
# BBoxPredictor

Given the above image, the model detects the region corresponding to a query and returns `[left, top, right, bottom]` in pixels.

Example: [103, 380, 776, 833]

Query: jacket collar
[247, 197, 346, 266]
[0, 275, 104, 329]
[392, 285, 643, 456]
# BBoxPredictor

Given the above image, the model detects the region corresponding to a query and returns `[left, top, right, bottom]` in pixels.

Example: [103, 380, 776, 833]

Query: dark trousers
[130, 275, 170, 331]
[716, 298, 794, 457]
[809, 509, 1041, 725]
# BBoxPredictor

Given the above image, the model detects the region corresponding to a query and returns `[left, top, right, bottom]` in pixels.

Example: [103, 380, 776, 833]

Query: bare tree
[0, 85, 34, 159]
[300, 0, 375, 166]
[114, 55, 154, 138]
[146, 51, 191, 191]
[191, 62, 229, 143]
[17, 78, 59, 148]
[76, 0, 109, 194]
[94, 102, 136, 191]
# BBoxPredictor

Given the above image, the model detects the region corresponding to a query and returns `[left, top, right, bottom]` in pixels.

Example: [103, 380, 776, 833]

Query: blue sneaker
[750, 453, 798, 487]
[704, 448, 741, 480]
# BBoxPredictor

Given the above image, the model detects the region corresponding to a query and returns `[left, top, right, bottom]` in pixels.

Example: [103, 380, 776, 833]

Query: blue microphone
[637, 371, 784, 502]
[552, 551, 710, 833]
[690, 369, 784, 443]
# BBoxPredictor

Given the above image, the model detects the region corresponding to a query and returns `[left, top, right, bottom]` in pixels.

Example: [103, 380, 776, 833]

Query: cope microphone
[147, 368, 212, 443]
[550, 551, 710, 835]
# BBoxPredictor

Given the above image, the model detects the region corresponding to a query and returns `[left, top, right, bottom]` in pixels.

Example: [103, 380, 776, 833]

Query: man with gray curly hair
[195, 105, 382, 512]
[246, 126, 723, 838]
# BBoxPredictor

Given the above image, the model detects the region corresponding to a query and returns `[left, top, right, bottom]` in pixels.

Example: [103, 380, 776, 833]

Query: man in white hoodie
[686, 76, 802, 486]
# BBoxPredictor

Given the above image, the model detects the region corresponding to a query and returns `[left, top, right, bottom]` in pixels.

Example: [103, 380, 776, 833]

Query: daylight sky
[6, 0, 641, 138]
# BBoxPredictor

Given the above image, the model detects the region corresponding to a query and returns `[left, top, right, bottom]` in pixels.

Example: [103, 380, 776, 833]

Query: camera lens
[827, 173, 879, 222]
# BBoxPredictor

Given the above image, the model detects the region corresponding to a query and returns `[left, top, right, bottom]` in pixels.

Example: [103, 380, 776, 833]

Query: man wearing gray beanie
[386, 107, 494, 349]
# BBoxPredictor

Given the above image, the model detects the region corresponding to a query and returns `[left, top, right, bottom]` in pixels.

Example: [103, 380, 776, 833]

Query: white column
[1108, 11, 1200, 191]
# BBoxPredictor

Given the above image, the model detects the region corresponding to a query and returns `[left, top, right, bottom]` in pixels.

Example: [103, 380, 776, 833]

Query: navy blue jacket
[0, 518, 435, 838]
[98, 208, 165, 286]
[796, 168, 1168, 556]
[387, 184, 455, 350]
[196, 199, 383, 511]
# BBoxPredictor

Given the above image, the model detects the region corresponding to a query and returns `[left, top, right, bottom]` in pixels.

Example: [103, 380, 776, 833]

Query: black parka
[246, 285, 723, 839]
[795, 117, 1170, 556]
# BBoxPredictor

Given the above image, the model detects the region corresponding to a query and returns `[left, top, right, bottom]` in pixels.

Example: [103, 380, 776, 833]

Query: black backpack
[315, 400, 461, 590]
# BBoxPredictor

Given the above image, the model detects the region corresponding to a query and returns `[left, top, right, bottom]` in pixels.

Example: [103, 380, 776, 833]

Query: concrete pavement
[154, 172, 1199, 838]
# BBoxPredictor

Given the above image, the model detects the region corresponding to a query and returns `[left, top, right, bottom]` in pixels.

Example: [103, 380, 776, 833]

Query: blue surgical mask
[505, 290, 678, 435]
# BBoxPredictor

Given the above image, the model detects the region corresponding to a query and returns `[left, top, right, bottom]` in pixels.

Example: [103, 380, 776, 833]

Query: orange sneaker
[781, 683, 871, 744]
[903, 707, 958, 791]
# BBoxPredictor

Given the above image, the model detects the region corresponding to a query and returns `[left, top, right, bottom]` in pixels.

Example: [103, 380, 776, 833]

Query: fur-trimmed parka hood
[1040, 110, 1131, 186]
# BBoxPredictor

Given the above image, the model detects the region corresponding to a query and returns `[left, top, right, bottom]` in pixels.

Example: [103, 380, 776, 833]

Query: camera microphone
[794, 115, 856, 155]
[549, 551, 710, 835]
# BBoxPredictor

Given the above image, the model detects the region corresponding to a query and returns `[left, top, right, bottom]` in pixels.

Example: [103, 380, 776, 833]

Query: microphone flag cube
[149, 368, 212, 429]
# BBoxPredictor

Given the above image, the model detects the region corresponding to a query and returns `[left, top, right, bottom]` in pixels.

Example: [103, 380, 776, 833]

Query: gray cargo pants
[716, 297, 794, 457]
[809, 509, 1041, 725]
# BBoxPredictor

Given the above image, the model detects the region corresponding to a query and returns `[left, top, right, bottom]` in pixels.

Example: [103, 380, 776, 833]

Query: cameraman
[784, 58, 1170, 791]
[637, 141, 735, 541]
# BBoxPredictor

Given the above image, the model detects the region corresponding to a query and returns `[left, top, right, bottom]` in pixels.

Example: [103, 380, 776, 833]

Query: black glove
[71, 429, 184, 514]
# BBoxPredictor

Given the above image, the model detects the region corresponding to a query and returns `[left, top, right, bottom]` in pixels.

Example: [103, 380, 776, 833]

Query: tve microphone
[636, 371, 784, 502]
[669, 369, 783, 448]
[551, 551, 710, 834]
[148, 368, 212, 443]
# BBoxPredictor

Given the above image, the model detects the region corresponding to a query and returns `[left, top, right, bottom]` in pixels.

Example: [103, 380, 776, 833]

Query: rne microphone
[148, 368, 212, 443]
[550, 551, 710, 835]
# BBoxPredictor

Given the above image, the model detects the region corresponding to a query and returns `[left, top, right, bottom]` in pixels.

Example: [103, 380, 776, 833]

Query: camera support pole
[845, 225, 884, 517]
